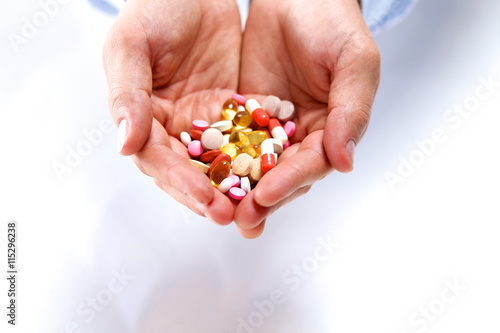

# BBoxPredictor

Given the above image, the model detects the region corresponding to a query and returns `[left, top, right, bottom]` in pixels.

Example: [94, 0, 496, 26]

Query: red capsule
[268, 118, 282, 132]
[251, 108, 270, 127]
[267, 118, 288, 145]
[261, 153, 276, 173]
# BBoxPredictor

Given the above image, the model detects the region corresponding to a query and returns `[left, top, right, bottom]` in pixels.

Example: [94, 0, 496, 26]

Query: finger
[238, 220, 266, 239]
[253, 130, 333, 207]
[153, 179, 206, 217]
[132, 119, 215, 205]
[234, 185, 312, 230]
[103, 6, 153, 155]
[324, 34, 381, 172]
[154, 179, 234, 226]
[205, 191, 234, 226]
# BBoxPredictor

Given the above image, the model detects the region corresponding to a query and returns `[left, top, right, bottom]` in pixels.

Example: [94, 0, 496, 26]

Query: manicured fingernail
[346, 139, 356, 166]
[117, 119, 128, 153]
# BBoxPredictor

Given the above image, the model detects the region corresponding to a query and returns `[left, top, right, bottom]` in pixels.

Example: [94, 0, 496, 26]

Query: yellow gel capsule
[210, 160, 231, 186]
[248, 131, 268, 146]
[222, 98, 239, 121]
[242, 144, 261, 158]
[240, 127, 253, 134]
[229, 131, 249, 147]
[231, 126, 249, 134]
[220, 143, 241, 159]
[233, 110, 253, 127]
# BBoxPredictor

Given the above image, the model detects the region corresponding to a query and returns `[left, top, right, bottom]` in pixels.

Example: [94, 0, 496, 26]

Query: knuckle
[363, 41, 381, 66]
[347, 104, 371, 138]
[108, 85, 125, 118]
[344, 33, 381, 68]
[109, 84, 123, 103]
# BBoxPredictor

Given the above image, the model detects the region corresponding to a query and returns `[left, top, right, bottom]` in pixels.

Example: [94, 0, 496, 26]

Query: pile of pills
[180, 94, 296, 201]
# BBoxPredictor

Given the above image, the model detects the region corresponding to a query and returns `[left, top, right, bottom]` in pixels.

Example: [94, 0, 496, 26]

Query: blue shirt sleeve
[92, 0, 419, 36]
[88, 0, 122, 15]
[361, 0, 419, 35]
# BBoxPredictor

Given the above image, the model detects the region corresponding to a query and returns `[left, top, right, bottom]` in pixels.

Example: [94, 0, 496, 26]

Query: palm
[106, 0, 378, 235]
[143, 1, 241, 138]
[105, 0, 242, 223]
[234, 0, 376, 236]
[240, 0, 345, 139]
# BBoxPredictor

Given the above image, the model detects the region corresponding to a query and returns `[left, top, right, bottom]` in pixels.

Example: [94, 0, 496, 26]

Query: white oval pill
[218, 177, 233, 193]
[223, 134, 230, 146]
[210, 120, 233, 132]
[240, 176, 251, 194]
[180, 131, 191, 146]
[278, 100, 295, 122]
[201, 128, 224, 150]
[262, 95, 281, 118]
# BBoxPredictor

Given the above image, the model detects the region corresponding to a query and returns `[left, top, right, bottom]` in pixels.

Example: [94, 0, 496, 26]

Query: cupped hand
[103, 0, 242, 224]
[234, 0, 381, 238]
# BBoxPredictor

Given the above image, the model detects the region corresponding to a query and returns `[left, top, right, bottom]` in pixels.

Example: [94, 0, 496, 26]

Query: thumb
[103, 9, 153, 156]
[323, 38, 381, 173]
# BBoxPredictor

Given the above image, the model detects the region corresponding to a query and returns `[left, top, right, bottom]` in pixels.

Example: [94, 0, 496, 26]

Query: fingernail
[117, 119, 128, 153]
[346, 139, 356, 166]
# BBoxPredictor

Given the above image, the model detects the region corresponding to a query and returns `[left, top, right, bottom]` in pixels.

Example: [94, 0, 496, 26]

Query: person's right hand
[103, 0, 241, 225]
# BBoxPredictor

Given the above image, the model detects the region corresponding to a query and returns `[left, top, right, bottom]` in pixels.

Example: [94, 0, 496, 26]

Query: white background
[1, 0, 499, 332]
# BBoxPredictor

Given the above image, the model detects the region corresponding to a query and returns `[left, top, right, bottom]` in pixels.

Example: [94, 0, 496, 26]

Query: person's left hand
[233, 0, 381, 238]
